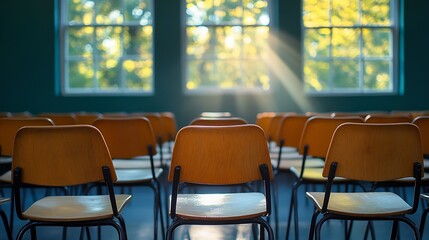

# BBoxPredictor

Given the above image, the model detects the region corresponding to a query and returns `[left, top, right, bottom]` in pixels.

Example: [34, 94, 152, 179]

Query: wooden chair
[364, 114, 412, 123]
[92, 117, 165, 240]
[37, 113, 77, 125]
[12, 125, 131, 240]
[285, 116, 364, 240]
[413, 116, 429, 170]
[190, 117, 247, 126]
[167, 124, 274, 239]
[74, 112, 103, 124]
[0, 117, 54, 174]
[0, 197, 12, 240]
[160, 112, 177, 154]
[256, 112, 276, 139]
[200, 111, 231, 118]
[306, 123, 423, 240]
[0, 117, 55, 234]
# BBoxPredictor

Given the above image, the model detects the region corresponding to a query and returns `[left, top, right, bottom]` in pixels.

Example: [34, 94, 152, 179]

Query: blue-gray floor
[1, 171, 429, 240]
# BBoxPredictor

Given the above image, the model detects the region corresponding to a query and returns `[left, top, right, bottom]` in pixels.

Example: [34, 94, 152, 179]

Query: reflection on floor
[1, 171, 429, 239]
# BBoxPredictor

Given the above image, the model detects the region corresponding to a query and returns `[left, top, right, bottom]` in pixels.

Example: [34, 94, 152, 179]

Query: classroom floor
[1, 169, 429, 240]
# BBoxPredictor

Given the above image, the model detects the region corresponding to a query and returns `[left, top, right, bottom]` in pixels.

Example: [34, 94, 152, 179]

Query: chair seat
[424, 158, 429, 169]
[23, 195, 132, 222]
[290, 167, 349, 182]
[0, 170, 11, 183]
[173, 192, 267, 221]
[271, 158, 325, 170]
[113, 159, 163, 169]
[115, 168, 163, 184]
[0, 156, 11, 164]
[306, 192, 412, 217]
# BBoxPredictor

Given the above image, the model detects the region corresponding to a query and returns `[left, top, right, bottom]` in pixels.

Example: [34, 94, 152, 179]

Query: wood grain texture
[190, 117, 247, 126]
[323, 123, 423, 181]
[12, 125, 115, 186]
[93, 117, 157, 158]
[0, 117, 54, 156]
[169, 124, 272, 184]
[174, 192, 267, 220]
[306, 192, 412, 217]
[22, 195, 131, 221]
[298, 117, 364, 158]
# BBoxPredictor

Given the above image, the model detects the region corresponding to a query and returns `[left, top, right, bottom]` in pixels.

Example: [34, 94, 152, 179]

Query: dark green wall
[0, 0, 428, 127]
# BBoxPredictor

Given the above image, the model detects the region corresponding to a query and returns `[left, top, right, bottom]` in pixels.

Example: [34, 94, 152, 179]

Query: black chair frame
[308, 162, 422, 240]
[13, 166, 128, 240]
[166, 164, 274, 240]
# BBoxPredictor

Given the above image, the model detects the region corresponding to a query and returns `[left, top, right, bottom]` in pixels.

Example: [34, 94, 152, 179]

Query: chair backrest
[140, 113, 167, 144]
[256, 112, 276, 140]
[74, 112, 103, 124]
[160, 112, 177, 141]
[324, 123, 423, 181]
[38, 113, 77, 125]
[412, 116, 429, 157]
[93, 117, 157, 159]
[169, 124, 273, 185]
[364, 114, 411, 123]
[276, 115, 310, 149]
[200, 112, 232, 118]
[299, 117, 364, 158]
[266, 114, 286, 143]
[0, 117, 54, 157]
[190, 117, 247, 126]
[12, 125, 115, 186]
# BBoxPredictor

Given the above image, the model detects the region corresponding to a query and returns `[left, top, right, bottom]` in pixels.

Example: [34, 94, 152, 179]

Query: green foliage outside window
[303, 0, 395, 94]
[185, 0, 271, 92]
[64, 0, 153, 94]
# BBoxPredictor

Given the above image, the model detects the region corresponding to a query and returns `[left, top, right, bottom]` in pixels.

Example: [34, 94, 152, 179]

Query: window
[302, 0, 397, 95]
[62, 0, 153, 95]
[184, 0, 271, 93]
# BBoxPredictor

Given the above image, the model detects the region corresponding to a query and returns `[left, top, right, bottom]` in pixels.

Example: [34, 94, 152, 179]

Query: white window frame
[302, 0, 398, 96]
[60, 0, 154, 96]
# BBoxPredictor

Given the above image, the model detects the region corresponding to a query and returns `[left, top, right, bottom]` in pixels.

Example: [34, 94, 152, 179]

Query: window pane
[243, 26, 269, 59]
[304, 28, 331, 58]
[124, 60, 153, 90]
[243, 0, 270, 25]
[363, 28, 391, 57]
[362, 0, 391, 25]
[332, 60, 359, 89]
[68, 27, 94, 57]
[364, 60, 391, 91]
[95, 0, 123, 24]
[97, 59, 121, 89]
[304, 60, 330, 92]
[96, 27, 122, 59]
[68, 60, 94, 89]
[185, 0, 270, 92]
[332, 28, 360, 58]
[187, 60, 220, 89]
[187, 26, 211, 60]
[124, 0, 153, 24]
[303, 0, 330, 27]
[64, 0, 153, 95]
[67, 0, 95, 25]
[332, 0, 359, 26]
[302, 0, 395, 94]
[124, 26, 152, 58]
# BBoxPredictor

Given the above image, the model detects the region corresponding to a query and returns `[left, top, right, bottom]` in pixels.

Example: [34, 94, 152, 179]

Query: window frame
[301, 0, 399, 96]
[181, 0, 273, 95]
[60, 0, 154, 96]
